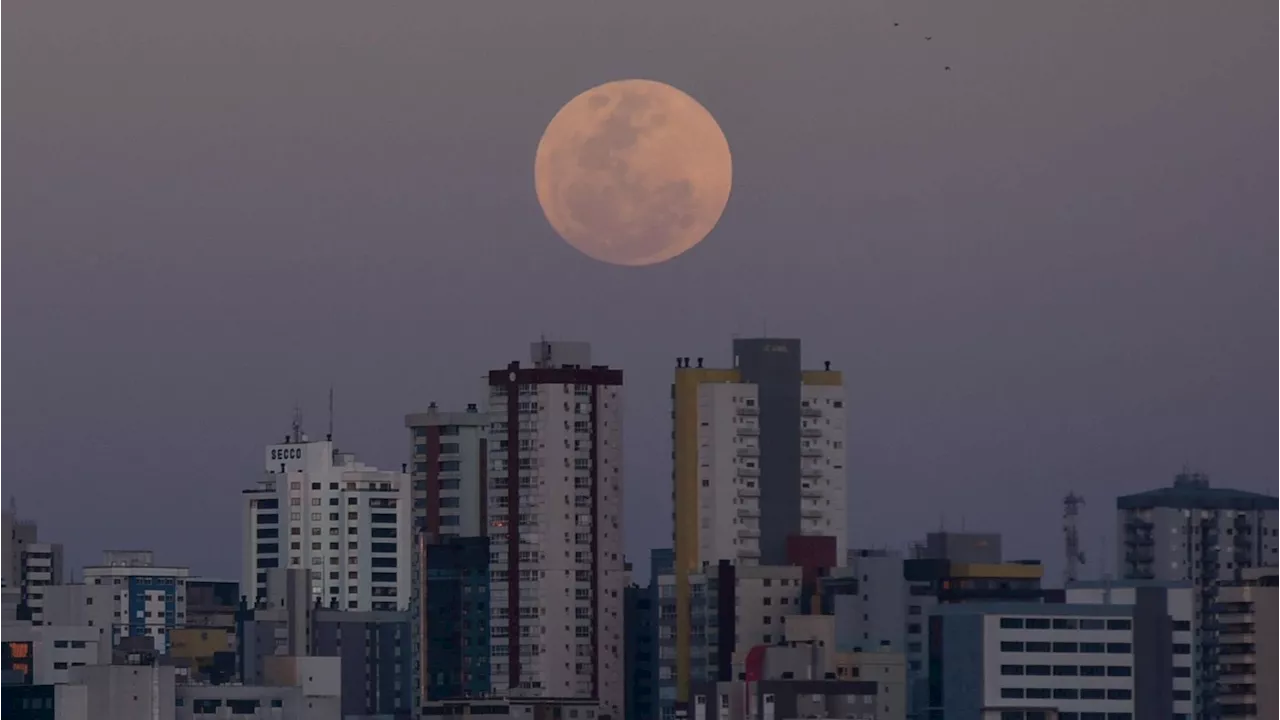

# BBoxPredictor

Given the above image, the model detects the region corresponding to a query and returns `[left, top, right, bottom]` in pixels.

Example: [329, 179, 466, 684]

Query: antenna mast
[291, 404, 303, 443]
[1064, 492, 1086, 584]
[328, 387, 334, 441]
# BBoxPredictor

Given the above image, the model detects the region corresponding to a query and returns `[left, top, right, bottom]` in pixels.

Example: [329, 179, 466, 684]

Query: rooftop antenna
[1063, 492, 1086, 585]
[327, 387, 334, 441]
[291, 404, 303, 443]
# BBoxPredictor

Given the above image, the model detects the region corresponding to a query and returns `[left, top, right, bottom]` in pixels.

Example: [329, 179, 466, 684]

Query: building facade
[2, 510, 64, 626]
[242, 431, 412, 611]
[82, 550, 189, 653]
[1065, 580, 1196, 718]
[484, 340, 626, 717]
[624, 571, 658, 720]
[1116, 471, 1278, 716]
[1214, 567, 1277, 719]
[927, 602, 1170, 720]
[413, 533, 492, 703]
[669, 338, 846, 709]
[311, 608, 414, 717]
[406, 403, 491, 538]
[1, 620, 106, 685]
[656, 562, 806, 720]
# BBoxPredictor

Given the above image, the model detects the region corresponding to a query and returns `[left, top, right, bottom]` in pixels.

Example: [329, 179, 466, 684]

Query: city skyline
[8, 0, 1274, 591]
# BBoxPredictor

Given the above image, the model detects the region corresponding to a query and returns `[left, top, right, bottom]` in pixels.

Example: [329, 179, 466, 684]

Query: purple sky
[7, 1, 1275, 582]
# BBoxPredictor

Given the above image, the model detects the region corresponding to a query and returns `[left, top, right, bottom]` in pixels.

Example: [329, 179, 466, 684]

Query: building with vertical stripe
[484, 340, 625, 718]
[669, 338, 847, 706]
[405, 403, 491, 538]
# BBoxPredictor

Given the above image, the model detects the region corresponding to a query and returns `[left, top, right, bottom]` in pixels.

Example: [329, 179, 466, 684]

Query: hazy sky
[7, 1, 1275, 582]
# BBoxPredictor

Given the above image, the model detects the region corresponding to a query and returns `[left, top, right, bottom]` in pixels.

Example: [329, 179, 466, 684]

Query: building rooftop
[1116, 472, 1278, 511]
[930, 602, 1134, 618]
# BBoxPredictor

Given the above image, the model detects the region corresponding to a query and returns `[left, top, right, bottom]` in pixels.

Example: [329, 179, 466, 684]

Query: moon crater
[535, 79, 733, 266]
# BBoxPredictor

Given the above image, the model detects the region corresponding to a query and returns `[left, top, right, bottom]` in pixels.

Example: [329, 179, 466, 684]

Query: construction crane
[1064, 492, 1086, 584]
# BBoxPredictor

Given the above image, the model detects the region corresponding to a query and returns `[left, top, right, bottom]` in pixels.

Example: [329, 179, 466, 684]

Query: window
[1106, 665, 1131, 677]
[1025, 665, 1050, 676]
[1106, 689, 1132, 700]
[999, 617, 1024, 629]
[1106, 643, 1131, 654]
[1052, 642, 1078, 653]
[1025, 618, 1051, 629]
[1000, 664, 1023, 676]
[1000, 641, 1024, 652]
[1026, 642, 1051, 653]
[1000, 688, 1024, 699]
[1105, 619, 1132, 631]
[1081, 642, 1105, 653]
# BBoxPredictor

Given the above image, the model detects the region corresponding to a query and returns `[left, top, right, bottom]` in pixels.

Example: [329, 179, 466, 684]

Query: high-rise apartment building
[1117, 471, 1278, 716]
[405, 403, 491, 538]
[484, 340, 625, 718]
[672, 339, 847, 570]
[242, 430, 412, 612]
[668, 339, 845, 708]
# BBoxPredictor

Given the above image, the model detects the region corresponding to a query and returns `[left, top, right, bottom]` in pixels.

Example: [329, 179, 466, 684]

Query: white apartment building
[1065, 580, 1196, 718]
[82, 550, 189, 653]
[405, 402, 492, 538]
[800, 381, 847, 551]
[485, 340, 625, 718]
[689, 381, 764, 565]
[242, 432, 412, 612]
[928, 602, 1180, 720]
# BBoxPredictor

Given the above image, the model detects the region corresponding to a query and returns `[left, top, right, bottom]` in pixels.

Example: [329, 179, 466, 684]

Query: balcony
[801, 486, 822, 498]
[737, 486, 760, 498]
[801, 507, 823, 518]
[800, 407, 821, 417]
[737, 467, 760, 478]
[736, 426, 759, 437]
[801, 467, 823, 479]
[737, 527, 760, 539]
[737, 507, 760, 518]
[736, 447, 760, 458]
[800, 428, 822, 438]
[800, 448, 822, 458]
[736, 406, 759, 416]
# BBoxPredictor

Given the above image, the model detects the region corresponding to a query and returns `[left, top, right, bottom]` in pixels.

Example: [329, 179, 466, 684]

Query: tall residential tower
[669, 338, 847, 704]
[1117, 471, 1278, 718]
[484, 340, 625, 718]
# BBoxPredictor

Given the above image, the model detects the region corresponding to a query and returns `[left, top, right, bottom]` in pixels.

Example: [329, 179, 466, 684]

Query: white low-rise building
[81, 550, 189, 654]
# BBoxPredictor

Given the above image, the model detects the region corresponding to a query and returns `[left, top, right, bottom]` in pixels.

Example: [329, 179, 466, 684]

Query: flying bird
[925, 36, 932, 41]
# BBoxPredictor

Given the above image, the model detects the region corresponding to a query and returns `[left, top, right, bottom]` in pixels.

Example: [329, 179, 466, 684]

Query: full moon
[534, 79, 733, 266]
